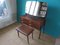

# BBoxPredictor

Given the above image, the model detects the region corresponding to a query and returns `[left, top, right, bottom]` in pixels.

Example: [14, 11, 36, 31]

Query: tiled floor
[0, 23, 54, 45]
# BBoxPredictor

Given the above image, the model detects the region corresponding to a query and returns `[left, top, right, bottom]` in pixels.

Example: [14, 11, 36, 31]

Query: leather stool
[16, 24, 34, 44]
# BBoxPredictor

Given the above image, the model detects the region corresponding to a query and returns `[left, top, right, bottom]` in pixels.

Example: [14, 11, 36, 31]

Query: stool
[16, 24, 34, 44]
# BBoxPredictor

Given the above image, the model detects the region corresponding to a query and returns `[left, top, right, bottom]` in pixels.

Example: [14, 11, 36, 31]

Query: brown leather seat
[16, 24, 34, 44]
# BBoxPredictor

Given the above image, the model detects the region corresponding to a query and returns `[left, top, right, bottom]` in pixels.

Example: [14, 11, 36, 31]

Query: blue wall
[17, 0, 26, 22]
[17, 0, 60, 38]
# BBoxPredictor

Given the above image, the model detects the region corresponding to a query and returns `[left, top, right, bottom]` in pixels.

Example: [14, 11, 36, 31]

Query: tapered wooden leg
[39, 31, 41, 39]
[32, 31, 33, 39]
[27, 36, 29, 44]
[39, 28, 41, 39]
[43, 25, 45, 33]
[17, 30, 19, 37]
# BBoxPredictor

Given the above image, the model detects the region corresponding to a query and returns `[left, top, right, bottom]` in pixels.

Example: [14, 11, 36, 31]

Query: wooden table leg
[39, 27, 41, 39]
[32, 31, 33, 39]
[27, 36, 29, 44]
[39, 31, 41, 39]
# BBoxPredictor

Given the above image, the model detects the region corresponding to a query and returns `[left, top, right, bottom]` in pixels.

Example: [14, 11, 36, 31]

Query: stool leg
[27, 36, 29, 44]
[17, 30, 19, 37]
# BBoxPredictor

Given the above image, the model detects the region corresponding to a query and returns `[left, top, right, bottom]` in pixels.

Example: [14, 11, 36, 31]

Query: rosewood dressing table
[20, 1, 47, 38]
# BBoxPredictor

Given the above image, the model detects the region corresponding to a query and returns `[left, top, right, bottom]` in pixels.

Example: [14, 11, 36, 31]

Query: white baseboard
[0, 20, 17, 29]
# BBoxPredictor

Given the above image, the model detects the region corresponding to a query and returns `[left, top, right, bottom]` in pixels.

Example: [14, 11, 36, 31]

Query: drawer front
[21, 16, 45, 30]
[31, 21, 43, 29]
[21, 19, 31, 26]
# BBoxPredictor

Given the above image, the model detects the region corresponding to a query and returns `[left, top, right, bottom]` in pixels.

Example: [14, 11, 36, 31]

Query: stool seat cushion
[16, 24, 34, 36]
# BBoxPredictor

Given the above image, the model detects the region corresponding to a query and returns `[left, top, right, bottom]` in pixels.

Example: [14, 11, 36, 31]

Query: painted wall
[17, 0, 60, 38]
[0, 0, 17, 29]
[17, 0, 26, 22]
[6, 0, 17, 15]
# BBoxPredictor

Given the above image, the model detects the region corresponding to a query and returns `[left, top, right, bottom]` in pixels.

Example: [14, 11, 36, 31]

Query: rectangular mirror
[25, 1, 48, 18]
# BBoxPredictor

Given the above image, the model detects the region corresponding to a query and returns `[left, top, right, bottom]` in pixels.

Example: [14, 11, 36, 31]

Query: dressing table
[20, 1, 47, 39]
